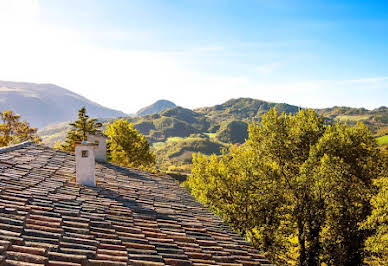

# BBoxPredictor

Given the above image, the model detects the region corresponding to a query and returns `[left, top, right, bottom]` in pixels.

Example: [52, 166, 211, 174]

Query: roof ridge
[0, 141, 34, 154]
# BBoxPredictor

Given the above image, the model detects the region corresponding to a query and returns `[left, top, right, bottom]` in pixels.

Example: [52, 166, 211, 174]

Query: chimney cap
[87, 132, 109, 138]
[75, 141, 99, 147]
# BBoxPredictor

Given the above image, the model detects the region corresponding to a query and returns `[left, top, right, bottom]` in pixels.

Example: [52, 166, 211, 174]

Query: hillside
[216, 120, 249, 144]
[196, 98, 300, 122]
[39, 97, 388, 172]
[0, 80, 127, 128]
[316, 106, 388, 134]
[136, 99, 176, 116]
[38, 105, 224, 170]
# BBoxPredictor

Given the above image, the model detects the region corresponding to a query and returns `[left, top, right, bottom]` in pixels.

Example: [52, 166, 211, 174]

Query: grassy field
[377, 135, 388, 145]
[152, 141, 165, 149]
[376, 126, 388, 137]
[204, 132, 217, 140]
[165, 136, 187, 142]
[152, 136, 190, 150]
[336, 115, 371, 122]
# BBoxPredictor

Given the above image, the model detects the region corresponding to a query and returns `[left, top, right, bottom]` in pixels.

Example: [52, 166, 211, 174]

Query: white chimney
[75, 141, 98, 187]
[87, 133, 108, 162]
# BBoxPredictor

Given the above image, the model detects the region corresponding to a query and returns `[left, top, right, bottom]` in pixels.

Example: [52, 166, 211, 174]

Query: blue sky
[0, 0, 387, 113]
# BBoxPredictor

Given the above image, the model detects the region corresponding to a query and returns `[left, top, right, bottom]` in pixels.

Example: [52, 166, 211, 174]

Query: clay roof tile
[0, 142, 271, 265]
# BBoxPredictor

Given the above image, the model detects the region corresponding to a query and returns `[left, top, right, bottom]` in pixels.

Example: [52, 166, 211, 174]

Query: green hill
[130, 107, 211, 143]
[161, 107, 211, 131]
[136, 99, 176, 116]
[196, 98, 300, 122]
[39, 97, 388, 172]
[216, 120, 248, 144]
[154, 134, 224, 172]
[316, 106, 388, 134]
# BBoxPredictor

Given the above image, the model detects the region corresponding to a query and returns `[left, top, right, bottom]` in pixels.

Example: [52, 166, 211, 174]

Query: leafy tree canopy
[188, 108, 386, 265]
[361, 174, 388, 265]
[0, 110, 41, 147]
[106, 119, 155, 168]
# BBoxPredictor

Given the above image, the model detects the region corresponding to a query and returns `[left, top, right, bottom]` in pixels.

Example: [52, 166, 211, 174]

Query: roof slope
[0, 143, 271, 266]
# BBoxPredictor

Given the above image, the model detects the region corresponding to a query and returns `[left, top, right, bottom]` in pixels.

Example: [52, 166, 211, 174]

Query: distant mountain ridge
[38, 96, 388, 171]
[0, 80, 127, 128]
[136, 100, 176, 116]
[195, 97, 300, 122]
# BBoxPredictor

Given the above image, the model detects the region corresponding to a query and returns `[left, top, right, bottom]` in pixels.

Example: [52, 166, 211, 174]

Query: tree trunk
[298, 219, 307, 266]
[307, 225, 321, 266]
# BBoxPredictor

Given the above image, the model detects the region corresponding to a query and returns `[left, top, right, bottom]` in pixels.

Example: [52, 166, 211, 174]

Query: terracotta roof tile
[0, 143, 271, 265]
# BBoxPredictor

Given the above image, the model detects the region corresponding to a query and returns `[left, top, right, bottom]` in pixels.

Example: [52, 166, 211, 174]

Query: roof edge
[0, 141, 34, 154]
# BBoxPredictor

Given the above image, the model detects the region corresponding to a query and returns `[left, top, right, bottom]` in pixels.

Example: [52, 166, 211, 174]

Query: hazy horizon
[0, 0, 387, 113]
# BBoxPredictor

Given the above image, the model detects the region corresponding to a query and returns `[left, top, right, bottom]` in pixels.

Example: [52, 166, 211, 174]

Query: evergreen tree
[60, 107, 102, 152]
[106, 119, 155, 168]
[0, 110, 41, 147]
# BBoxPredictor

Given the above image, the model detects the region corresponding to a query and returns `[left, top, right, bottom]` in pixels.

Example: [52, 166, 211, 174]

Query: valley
[38, 97, 388, 173]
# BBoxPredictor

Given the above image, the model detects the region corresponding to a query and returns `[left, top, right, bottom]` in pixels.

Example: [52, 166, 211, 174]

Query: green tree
[0, 110, 41, 147]
[188, 108, 384, 265]
[190, 108, 326, 264]
[361, 174, 388, 265]
[190, 145, 294, 264]
[301, 123, 383, 265]
[60, 107, 102, 152]
[106, 119, 155, 168]
[246, 108, 327, 265]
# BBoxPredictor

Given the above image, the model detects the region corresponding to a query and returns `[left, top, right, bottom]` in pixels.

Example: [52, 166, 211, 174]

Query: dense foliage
[106, 119, 155, 168]
[59, 107, 103, 152]
[0, 110, 41, 147]
[361, 174, 388, 265]
[188, 108, 386, 265]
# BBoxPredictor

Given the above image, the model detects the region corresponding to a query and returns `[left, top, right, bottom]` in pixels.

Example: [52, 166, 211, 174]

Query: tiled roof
[0, 142, 272, 266]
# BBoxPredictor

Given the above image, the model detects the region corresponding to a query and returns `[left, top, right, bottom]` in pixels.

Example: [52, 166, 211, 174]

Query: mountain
[38, 97, 388, 173]
[0, 80, 127, 128]
[131, 107, 210, 143]
[136, 99, 176, 116]
[195, 98, 300, 122]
